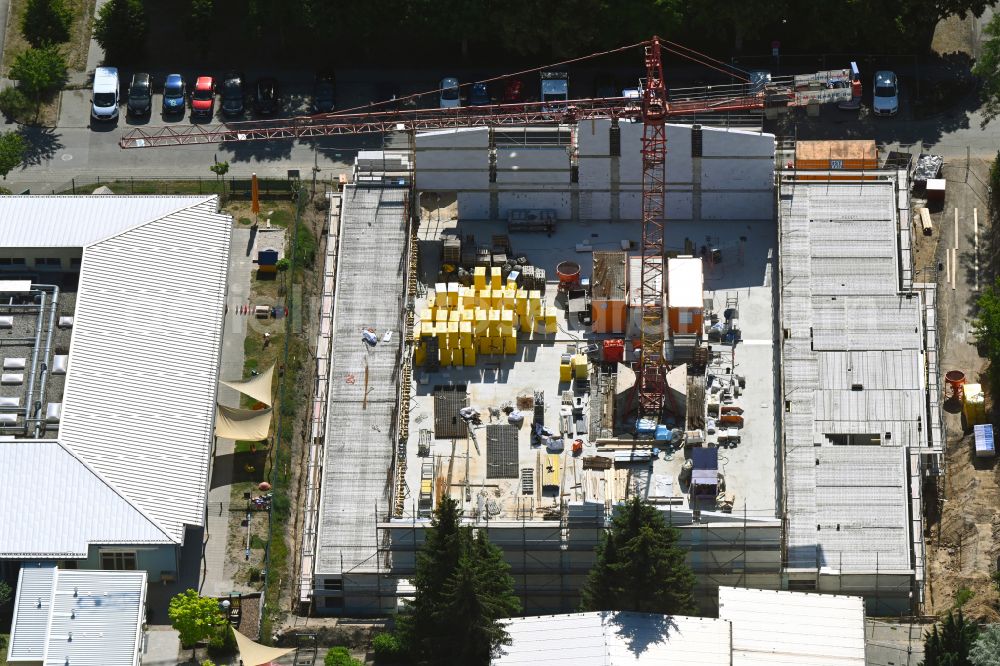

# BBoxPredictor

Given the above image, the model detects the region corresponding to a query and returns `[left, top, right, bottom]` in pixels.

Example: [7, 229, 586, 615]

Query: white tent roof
[8, 563, 146, 666]
[215, 405, 273, 440]
[56, 196, 232, 542]
[220, 364, 275, 406]
[233, 628, 295, 666]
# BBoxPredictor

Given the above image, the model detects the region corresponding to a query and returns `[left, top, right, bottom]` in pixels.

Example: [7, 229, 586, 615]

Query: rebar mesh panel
[486, 424, 519, 479]
[433, 384, 468, 439]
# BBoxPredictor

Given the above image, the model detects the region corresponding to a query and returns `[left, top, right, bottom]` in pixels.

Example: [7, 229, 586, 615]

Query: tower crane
[120, 38, 855, 421]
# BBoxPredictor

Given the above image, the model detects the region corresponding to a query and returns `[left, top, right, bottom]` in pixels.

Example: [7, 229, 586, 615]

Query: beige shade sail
[215, 404, 273, 440]
[232, 627, 295, 666]
[220, 364, 275, 406]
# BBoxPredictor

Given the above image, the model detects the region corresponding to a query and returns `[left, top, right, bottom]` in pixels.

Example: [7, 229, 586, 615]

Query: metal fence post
[71, 178, 76, 195]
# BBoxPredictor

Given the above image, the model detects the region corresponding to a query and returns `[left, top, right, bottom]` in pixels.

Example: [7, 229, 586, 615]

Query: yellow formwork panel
[435, 308, 449, 323]
[447, 321, 459, 347]
[490, 267, 502, 289]
[489, 336, 503, 354]
[439, 348, 452, 367]
[420, 321, 435, 338]
[461, 309, 475, 324]
[572, 354, 588, 379]
[459, 321, 473, 348]
[449, 309, 462, 323]
[414, 344, 427, 366]
[460, 287, 476, 308]
[503, 334, 517, 355]
[435, 322, 448, 347]
[463, 347, 477, 366]
[560, 360, 572, 382]
[435, 283, 448, 308]
[474, 308, 488, 337]
[544, 307, 558, 330]
[474, 266, 487, 290]
[447, 282, 460, 307]
[420, 308, 433, 324]
[479, 289, 492, 309]
[515, 289, 528, 315]
[490, 290, 503, 308]
[488, 309, 501, 335]
[478, 333, 491, 353]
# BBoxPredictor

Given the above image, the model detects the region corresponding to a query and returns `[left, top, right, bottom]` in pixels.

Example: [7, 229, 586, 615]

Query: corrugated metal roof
[0, 195, 211, 247]
[57, 198, 231, 542]
[7, 562, 56, 661]
[667, 257, 703, 308]
[9, 564, 145, 666]
[0, 440, 171, 558]
[495, 611, 731, 665]
[719, 586, 865, 666]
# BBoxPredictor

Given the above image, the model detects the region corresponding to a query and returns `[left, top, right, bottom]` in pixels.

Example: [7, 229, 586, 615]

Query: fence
[29, 174, 323, 198]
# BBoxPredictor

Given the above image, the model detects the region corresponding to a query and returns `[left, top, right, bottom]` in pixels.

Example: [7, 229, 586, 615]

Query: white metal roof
[8, 563, 146, 666]
[719, 586, 866, 665]
[667, 256, 703, 308]
[0, 195, 211, 247]
[0, 440, 171, 558]
[57, 197, 232, 542]
[494, 611, 731, 665]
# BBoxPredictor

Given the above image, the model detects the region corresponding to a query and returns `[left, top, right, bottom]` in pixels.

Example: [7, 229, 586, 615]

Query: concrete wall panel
[499, 191, 570, 219]
[496, 171, 569, 185]
[701, 191, 773, 220]
[416, 127, 490, 148]
[416, 171, 489, 191]
[584, 191, 612, 220]
[415, 149, 486, 171]
[701, 157, 774, 190]
[703, 127, 775, 157]
[457, 192, 491, 219]
[497, 148, 570, 170]
[578, 157, 611, 189]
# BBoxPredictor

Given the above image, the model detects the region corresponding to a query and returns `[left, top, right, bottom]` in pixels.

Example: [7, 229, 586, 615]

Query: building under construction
[297, 113, 941, 618]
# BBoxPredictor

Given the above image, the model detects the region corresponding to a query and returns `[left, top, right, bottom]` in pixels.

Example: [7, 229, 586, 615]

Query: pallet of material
[583, 455, 613, 470]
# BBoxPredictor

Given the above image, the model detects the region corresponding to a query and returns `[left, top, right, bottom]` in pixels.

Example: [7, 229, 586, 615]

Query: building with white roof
[7, 562, 147, 666]
[0, 195, 231, 583]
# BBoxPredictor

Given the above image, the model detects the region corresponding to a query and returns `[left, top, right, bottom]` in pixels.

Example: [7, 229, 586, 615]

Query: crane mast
[637, 36, 668, 419]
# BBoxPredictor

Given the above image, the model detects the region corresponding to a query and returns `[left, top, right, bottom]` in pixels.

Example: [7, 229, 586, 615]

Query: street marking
[974, 208, 979, 292]
[60, 154, 73, 161]
[952, 247, 957, 291]
[954, 208, 959, 250]
[945, 249, 950, 288]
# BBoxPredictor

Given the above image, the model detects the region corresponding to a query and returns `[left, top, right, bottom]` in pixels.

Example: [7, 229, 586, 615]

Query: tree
[9, 46, 67, 101]
[188, 0, 215, 54]
[0, 579, 12, 607]
[93, 0, 148, 63]
[971, 625, 1000, 666]
[922, 610, 978, 666]
[210, 159, 229, 196]
[167, 589, 228, 657]
[975, 15, 1000, 125]
[400, 496, 520, 665]
[0, 132, 26, 180]
[581, 495, 695, 615]
[21, 0, 73, 47]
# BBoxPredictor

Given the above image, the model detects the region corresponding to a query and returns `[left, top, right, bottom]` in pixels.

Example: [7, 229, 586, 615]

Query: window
[70, 258, 82, 268]
[34, 258, 60, 267]
[323, 578, 343, 592]
[100, 550, 137, 570]
[0, 257, 25, 266]
[679, 310, 693, 325]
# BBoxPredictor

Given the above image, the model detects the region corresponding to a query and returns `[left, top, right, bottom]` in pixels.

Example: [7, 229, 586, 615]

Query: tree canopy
[399, 496, 521, 665]
[167, 589, 228, 653]
[971, 625, 1000, 666]
[973, 273, 1000, 391]
[0, 132, 26, 180]
[9, 46, 67, 100]
[581, 495, 695, 615]
[921, 610, 978, 666]
[94, 0, 148, 63]
[21, 0, 73, 47]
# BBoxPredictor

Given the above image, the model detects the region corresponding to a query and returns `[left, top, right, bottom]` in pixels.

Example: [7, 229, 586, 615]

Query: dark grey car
[127, 73, 152, 116]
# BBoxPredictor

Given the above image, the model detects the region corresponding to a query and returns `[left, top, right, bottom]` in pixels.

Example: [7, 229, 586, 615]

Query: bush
[372, 632, 405, 660]
[0, 88, 33, 122]
[21, 0, 73, 47]
[247, 566, 261, 582]
[955, 587, 975, 608]
[293, 223, 317, 268]
[93, 0, 147, 62]
[324, 647, 362, 666]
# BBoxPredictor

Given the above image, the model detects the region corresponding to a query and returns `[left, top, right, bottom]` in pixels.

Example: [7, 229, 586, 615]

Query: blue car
[162, 74, 186, 115]
[469, 82, 490, 106]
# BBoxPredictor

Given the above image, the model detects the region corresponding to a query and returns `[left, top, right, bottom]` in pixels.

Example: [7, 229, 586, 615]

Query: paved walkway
[142, 626, 182, 666]
[200, 226, 255, 598]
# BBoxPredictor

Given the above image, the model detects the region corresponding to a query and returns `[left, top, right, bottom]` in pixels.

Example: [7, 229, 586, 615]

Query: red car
[502, 79, 524, 105]
[191, 76, 215, 119]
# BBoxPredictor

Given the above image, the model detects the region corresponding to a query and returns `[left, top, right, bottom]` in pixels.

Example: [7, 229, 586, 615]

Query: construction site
[110, 38, 945, 622]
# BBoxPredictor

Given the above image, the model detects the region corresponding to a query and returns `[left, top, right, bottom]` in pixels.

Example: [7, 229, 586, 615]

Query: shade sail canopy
[215, 404, 273, 440]
[233, 628, 294, 666]
[220, 364, 275, 406]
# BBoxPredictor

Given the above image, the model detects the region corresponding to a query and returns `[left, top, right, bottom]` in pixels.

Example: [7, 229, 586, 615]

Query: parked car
[162, 73, 186, 116]
[749, 70, 772, 94]
[502, 78, 525, 104]
[439, 77, 460, 108]
[91, 66, 119, 122]
[126, 72, 152, 117]
[254, 77, 281, 115]
[872, 70, 899, 116]
[221, 71, 245, 117]
[540, 71, 569, 110]
[191, 76, 215, 119]
[468, 82, 490, 106]
[313, 72, 336, 113]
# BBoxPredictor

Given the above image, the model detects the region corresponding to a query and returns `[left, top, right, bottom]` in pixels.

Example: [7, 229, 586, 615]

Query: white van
[91, 67, 119, 121]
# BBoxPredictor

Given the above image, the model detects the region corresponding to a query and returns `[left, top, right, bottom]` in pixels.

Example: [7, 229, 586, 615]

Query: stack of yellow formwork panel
[414, 279, 558, 367]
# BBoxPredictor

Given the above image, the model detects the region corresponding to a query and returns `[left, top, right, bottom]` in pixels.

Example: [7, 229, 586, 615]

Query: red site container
[603, 338, 625, 363]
